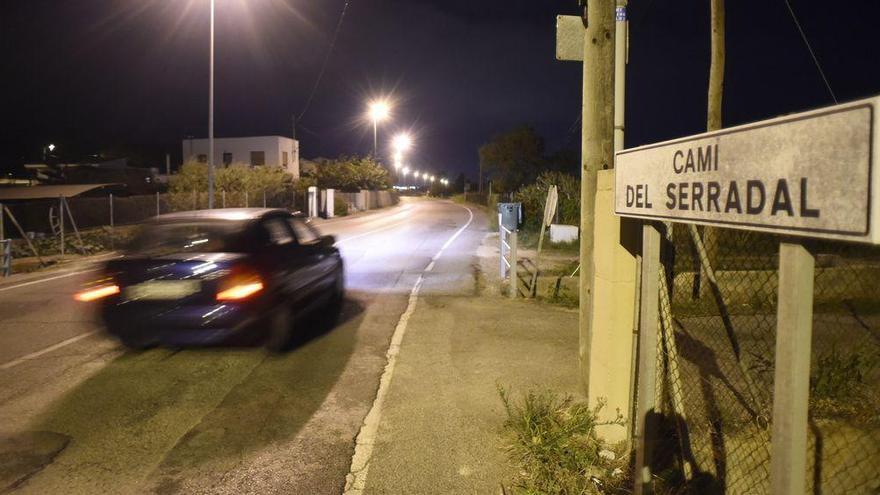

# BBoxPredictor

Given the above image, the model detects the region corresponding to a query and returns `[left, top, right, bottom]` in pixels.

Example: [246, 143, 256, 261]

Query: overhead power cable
[781, 0, 838, 103]
[297, 0, 351, 122]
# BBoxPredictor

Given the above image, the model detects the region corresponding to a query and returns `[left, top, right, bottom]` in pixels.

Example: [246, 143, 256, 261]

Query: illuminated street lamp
[43, 143, 57, 161]
[368, 100, 391, 159]
[392, 133, 412, 154]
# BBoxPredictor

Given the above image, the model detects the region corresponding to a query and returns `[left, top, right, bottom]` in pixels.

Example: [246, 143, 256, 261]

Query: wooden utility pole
[697, 0, 725, 297]
[708, 0, 725, 131]
[579, 0, 617, 390]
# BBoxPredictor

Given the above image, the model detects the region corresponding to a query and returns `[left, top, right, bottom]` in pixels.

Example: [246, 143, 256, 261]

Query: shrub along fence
[3, 188, 399, 238]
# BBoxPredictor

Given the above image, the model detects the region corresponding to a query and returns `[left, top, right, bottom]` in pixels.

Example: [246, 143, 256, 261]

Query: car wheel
[329, 266, 344, 312]
[265, 303, 294, 353]
[118, 334, 153, 351]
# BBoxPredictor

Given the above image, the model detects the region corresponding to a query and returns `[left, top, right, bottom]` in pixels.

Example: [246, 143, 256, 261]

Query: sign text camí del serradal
[614, 98, 878, 244]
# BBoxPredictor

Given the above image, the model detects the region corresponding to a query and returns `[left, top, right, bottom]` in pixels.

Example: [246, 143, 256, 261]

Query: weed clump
[498, 385, 629, 494]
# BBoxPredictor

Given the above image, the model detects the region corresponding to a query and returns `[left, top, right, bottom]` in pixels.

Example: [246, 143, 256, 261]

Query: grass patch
[810, 347, 879, 423]
[498, 386, 629, 494]
[539, 278, 579, 309]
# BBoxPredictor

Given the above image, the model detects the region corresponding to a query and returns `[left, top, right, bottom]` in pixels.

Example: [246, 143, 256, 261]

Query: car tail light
[216, 268, 264, 301]
[75, 284, 121, 302]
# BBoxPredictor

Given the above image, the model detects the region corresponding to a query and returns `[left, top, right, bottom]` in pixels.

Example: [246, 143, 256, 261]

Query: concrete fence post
[109, 194, 114, 227]
[262, 190, 267, 208]
[59, 196, 65, 257]
[245, 191, 249, 208]
[222, 190, 226, 208]
[326, 189, 335, 218]
[156, 191, 160, 216]
[771, 241, 815, 495]
[308, 186, 318, 218]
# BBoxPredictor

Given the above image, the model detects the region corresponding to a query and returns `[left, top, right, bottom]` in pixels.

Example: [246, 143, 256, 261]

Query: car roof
[154, 208, 301, 223]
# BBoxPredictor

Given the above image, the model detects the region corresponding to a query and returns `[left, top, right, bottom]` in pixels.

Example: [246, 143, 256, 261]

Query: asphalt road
[0, 198, 485, 495]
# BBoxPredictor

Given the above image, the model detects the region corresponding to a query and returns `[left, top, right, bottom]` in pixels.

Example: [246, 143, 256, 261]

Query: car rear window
[127, 221, 246, 255]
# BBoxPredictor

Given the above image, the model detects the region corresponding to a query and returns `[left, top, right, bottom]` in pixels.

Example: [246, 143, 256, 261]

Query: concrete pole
[634, 223, 661, 495]
[207, 0, 215, 209]
[109, 194, 114, 228]
[165, 153, 171, 176]
[262, 190, 266, 208]
[579, 0, 616, 393]
[156, 191, 161, 216]
[222, 190, 226, 208]
[771, 241, 815, 495]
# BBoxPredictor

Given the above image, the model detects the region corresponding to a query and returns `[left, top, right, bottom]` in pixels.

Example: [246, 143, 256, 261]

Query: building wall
[182, 136, 300, 178]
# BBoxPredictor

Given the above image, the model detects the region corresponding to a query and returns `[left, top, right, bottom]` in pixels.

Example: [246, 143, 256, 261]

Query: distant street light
[368, 100, 391, 159]
[392, 133, 412, 153]
[43, 143, 57, 162]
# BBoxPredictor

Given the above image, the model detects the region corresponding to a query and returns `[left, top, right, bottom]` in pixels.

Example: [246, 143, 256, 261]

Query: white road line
[344, 205, 473, 495]
[0, 331, 97, 370]
[0, 269, 99, 294]
[335, 220, 408, 246]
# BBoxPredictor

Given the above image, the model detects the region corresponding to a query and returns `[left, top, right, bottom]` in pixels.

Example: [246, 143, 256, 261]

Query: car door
[255, 216, 312, 303]
[288, 217, 337, 291]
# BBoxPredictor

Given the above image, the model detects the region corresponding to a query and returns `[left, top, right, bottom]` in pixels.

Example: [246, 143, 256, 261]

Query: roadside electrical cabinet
[497, 202, 522, 231]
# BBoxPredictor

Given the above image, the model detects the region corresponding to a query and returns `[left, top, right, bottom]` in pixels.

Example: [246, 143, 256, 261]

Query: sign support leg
[770, 240, 815, 495]
[634, 221, 660, 495]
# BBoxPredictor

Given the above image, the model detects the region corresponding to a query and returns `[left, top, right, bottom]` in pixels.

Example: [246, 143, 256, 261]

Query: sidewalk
[361, 284, 581, 493]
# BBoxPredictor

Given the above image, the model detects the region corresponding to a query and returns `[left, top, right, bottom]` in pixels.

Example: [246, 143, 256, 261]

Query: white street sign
[556, 15, 585, 62]
[615, 96, 879, 244]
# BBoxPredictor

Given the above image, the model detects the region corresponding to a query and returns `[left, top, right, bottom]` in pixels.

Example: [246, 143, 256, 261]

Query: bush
[498, 386, 628, 494]
[809, 347, 878, 422]
[313, 155, 391, 191]
[334, 197, 349, 217]
[169, 161, 295, 209]
[513, 171, 580, 231]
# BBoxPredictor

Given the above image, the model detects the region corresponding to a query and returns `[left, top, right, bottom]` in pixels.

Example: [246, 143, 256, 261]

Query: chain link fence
[647, 224, 880, 494]
[3, 190, 304, 236]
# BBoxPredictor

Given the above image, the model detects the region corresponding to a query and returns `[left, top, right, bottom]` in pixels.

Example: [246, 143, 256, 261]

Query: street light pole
[208, 0, 215, 209]
[373, 120, 378, 159]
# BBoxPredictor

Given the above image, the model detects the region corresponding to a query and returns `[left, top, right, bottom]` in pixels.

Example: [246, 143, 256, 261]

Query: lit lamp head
[368, 100, 391, 123]
[392, 133, 412, 153]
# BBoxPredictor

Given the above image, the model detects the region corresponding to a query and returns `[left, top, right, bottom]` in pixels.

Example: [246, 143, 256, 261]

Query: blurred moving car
[75, 208, 344, 351]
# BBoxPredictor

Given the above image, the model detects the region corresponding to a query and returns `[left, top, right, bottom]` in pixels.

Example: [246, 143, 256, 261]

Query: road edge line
[0, 331, 98, 371]
[343, 204, 473, 494]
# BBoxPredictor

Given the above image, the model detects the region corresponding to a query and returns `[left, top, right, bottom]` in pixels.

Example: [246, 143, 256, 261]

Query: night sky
[2, 0, 879, 179]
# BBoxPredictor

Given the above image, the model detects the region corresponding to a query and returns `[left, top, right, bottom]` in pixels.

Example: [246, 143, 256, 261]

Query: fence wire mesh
[648, 223, 880, 494]
[807, 240, 880, 494]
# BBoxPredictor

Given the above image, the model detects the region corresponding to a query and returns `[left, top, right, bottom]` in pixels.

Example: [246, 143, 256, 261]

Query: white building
[182, 136, 300, 178]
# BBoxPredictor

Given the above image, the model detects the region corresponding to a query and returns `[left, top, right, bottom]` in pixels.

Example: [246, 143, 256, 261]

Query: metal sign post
[529, 185, 559, 296]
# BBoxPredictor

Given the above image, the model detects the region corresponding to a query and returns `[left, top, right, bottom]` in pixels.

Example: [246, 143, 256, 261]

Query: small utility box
[498, 203, 522, 231]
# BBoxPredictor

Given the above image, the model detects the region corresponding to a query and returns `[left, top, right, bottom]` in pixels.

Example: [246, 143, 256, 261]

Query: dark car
[76, 208, 344, 351]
